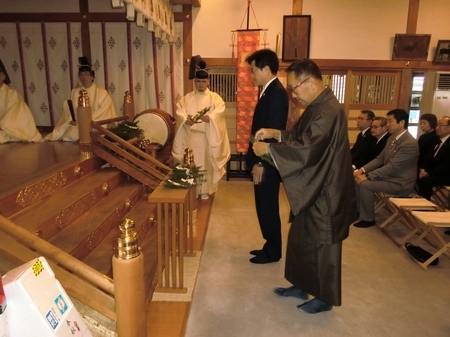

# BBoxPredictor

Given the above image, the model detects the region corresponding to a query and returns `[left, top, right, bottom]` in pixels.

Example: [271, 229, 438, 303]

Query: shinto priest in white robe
[172, 88, 231, 195]
[45, 83, 117, 141]
[0, 84, 43, 143]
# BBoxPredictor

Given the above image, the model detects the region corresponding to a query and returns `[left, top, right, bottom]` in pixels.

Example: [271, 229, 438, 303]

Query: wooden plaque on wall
[282, 15, 311, 62]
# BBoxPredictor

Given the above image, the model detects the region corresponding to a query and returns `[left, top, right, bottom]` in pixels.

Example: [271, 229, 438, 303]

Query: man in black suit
[417, 116, 450, 200]
[351, 110, 377, 169]
[245, 49, 289, 264]
[370, 116, 390, 159]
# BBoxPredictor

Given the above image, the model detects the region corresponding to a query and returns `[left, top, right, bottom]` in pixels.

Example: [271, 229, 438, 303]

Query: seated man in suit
[351, 109, 377, 169]
[353, 109, 419, 228]
[417, 116, 450, 200]
[370, 116, 390, 159]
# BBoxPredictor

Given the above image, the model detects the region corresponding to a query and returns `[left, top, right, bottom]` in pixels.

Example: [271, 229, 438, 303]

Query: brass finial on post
[123, 91, 135, 120]
[183, 147, 196, 168]
[112, 218, 146, 337]
[77, 89, 92, 158]
[116, 218, 140, 259]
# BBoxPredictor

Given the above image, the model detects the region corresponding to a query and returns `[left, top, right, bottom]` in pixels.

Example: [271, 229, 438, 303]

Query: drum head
[133, 110, 171, 147]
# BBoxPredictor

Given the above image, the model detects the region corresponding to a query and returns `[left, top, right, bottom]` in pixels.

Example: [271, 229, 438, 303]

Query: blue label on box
[46, 310, 59, 330]
[54, 294, 68, 315]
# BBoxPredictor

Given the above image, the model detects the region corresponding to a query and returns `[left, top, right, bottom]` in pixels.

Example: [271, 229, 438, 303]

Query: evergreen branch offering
[187, 106, 211, 123]
[108, 120, 143, 140]
[163, 165, 205, 189]
[250, 135, 276, 167]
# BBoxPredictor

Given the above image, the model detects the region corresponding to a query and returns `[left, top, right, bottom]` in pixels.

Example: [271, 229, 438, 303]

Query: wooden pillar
[79, 0, 92, 61]
[398, 68, 413, 111]
[292, 0, 303, 15]
[406, 0, 420, 34]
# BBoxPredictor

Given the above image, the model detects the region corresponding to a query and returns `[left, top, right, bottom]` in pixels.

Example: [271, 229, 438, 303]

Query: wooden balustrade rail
[0, 215, 114, 295]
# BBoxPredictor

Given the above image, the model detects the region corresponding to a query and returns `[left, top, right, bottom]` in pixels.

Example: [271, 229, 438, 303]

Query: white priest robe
[45, 83, 117, 141]
[0, 84, 43, 143]
[172, 89, 231, 195]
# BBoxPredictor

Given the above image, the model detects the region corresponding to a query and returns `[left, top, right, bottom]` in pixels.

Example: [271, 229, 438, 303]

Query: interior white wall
[417, 0, 450, 60]
[192, 0, 291, 58]
[192, 0, 450, 61]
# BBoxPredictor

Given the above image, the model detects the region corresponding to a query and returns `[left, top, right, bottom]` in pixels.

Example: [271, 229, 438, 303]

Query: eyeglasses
[356, 117, 371, 121]
[194, 79, 208, 84]
[288, 77, 310, 91]
[371, 125, 384, 129]
[436, 123, 450, 127]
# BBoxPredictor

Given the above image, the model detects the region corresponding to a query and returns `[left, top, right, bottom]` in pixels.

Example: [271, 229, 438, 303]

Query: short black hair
[245, 49, 279, 74]
[286, 59, 322, 81]
[361, 110, 375, 120]
[387, 108, 409, 129]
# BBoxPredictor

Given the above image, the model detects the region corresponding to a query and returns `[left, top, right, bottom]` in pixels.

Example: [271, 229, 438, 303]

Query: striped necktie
[433, 139, 443, 157]
[389, 138, 397, 150]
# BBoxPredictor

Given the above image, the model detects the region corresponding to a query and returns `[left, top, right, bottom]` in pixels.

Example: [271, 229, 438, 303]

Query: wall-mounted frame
[392, 34, 431, 61]
[432, 40, 450, 64]
[282, 15, 311, 62]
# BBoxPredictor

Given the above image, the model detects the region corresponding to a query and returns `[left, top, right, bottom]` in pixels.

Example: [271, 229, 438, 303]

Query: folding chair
[431, 186, 450, 210]
[374, 192, 393, 214]
[377, 197, 440, 246]
[403, 210, 450, 270]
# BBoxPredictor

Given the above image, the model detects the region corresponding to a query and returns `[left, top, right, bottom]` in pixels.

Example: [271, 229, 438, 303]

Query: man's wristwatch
[256, 162, 264, 167]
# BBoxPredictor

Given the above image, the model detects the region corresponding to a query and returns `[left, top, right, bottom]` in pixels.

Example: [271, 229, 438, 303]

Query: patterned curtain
[0, 20, 183, 127]
[235, 30, 260, 153]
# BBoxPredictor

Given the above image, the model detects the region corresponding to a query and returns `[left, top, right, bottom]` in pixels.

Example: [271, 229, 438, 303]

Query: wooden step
[9, 168, 125, 239]
[0, 155, 105, 218]
[82, 192, 157, 279]
[48, 182, 145, 259]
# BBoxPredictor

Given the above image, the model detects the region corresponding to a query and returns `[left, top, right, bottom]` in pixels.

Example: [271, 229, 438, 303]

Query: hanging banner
[235, 30, 260, 153]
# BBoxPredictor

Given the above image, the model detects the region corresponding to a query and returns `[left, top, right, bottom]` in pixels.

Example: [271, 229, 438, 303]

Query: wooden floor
[0, 141, 211, 337]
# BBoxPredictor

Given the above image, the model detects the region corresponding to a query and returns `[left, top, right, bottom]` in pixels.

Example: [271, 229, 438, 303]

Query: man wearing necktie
[245, 49, 289, 264]
[417, 116, 450, 200]
[350, 110, 377, 169]
[353, 109, 418, 228]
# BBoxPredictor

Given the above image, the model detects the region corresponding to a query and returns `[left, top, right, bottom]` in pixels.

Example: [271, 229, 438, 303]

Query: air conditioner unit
[435, 72, 450, 91]
[421, 72, 450, 120]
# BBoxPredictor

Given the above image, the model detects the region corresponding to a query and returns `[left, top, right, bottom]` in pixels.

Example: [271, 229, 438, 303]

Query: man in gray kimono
[253, 59, 357, 314]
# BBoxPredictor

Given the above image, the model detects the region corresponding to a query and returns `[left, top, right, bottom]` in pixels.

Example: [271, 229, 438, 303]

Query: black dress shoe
[249, 254, 279, 264]
[354, 220, 375, 228]
[274, 286, 308, 300]
[249, 249, 264, 256]
[297, 298, 333, 314]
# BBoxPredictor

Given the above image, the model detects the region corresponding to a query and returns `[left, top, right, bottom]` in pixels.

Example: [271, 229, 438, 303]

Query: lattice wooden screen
[350, 73, 398, 105]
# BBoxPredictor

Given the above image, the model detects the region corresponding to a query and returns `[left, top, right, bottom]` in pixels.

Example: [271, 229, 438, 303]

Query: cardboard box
[2, 257, 92, 337]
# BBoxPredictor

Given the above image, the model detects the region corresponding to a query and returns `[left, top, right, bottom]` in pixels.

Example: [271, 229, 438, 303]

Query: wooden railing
[90, 116, 171, 188]
[0, 215, 116, 320]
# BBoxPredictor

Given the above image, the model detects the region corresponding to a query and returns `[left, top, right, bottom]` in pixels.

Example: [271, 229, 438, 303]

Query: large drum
[133, 109, 175, 147]
[133, 109, 175, 165]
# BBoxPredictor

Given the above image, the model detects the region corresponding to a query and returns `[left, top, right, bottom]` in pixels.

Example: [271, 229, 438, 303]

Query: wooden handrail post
[112, 218, 146, 337]
[77, 89, 93, 158]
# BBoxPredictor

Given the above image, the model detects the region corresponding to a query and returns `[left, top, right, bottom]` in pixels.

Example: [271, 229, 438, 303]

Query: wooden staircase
[0, 119, 173, 333]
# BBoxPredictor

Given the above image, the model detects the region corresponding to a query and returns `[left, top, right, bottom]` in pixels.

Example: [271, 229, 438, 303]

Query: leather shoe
[274, 286, 308, 300]
[249, 249, 264, 256]
[354, 220, 375, 228]
[249, 254, 279, 264]
[297, 298, 333, 314]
